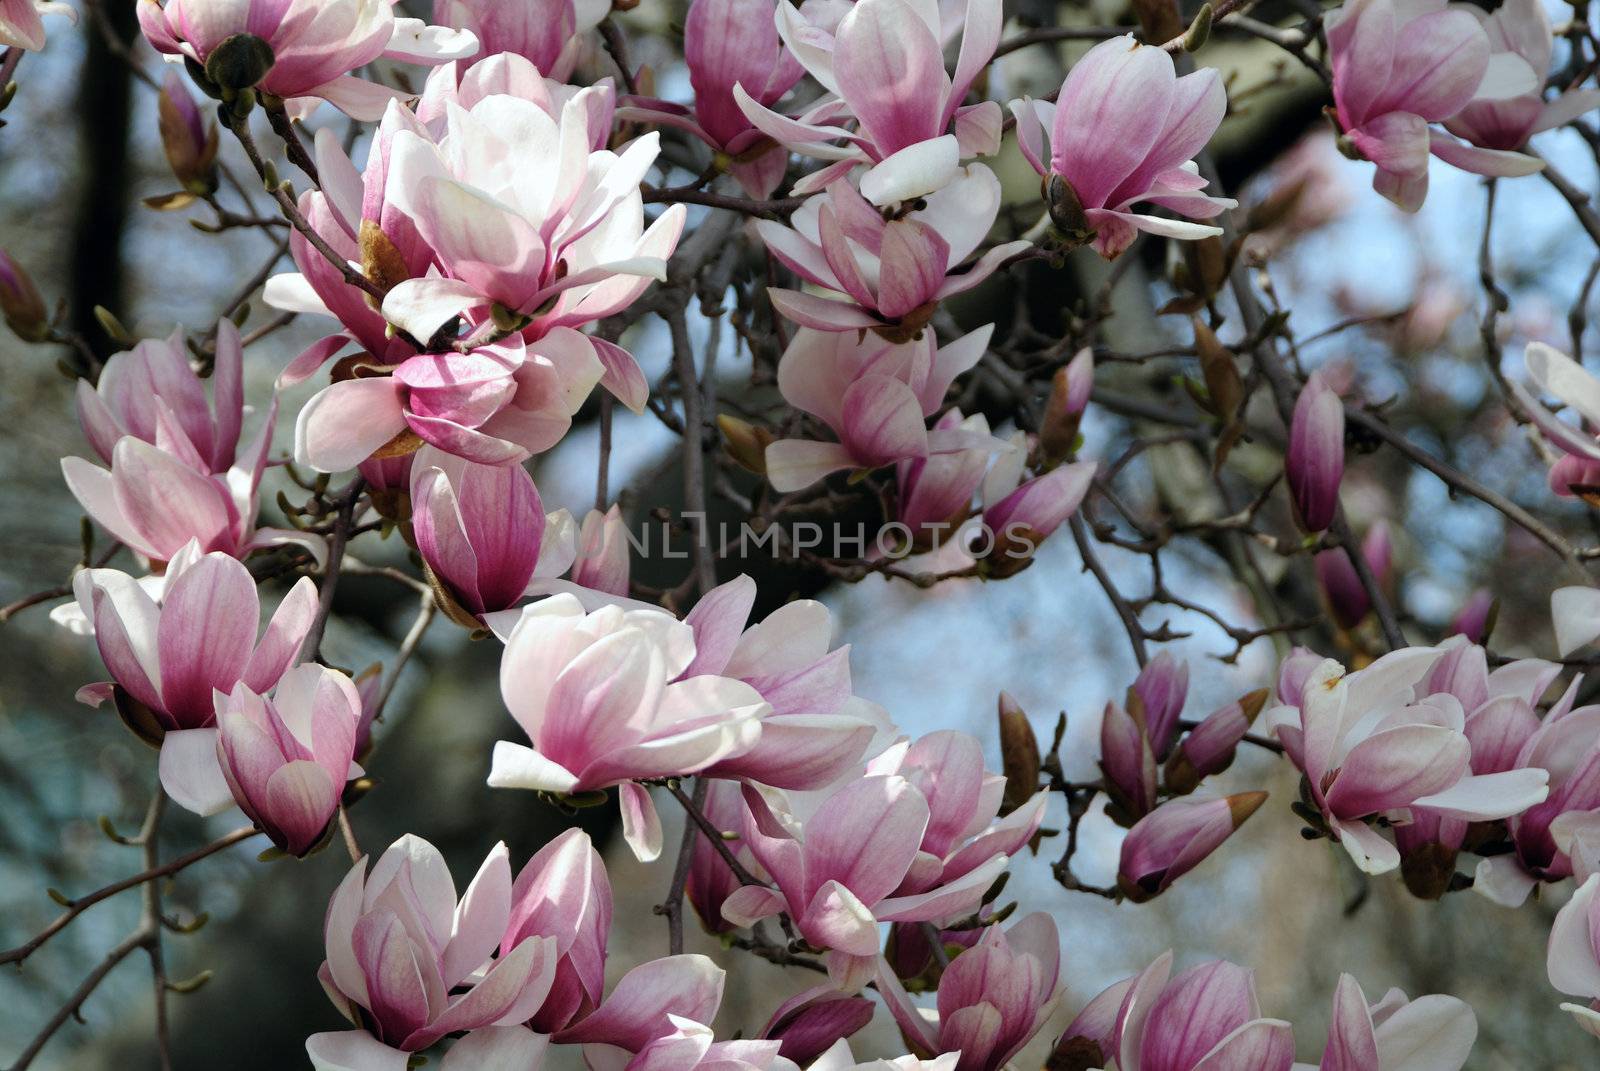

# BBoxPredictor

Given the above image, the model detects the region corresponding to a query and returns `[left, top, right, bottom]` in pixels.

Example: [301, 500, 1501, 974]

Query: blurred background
[3, 1, 1598, 1067]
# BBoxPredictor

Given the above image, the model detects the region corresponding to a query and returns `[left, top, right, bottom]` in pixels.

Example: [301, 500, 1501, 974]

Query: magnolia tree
[6, 0, 1600, 1067]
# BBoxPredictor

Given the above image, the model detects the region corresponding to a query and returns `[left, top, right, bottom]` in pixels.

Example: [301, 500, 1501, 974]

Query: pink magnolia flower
[157, 664, 363, 856]
[612, 1018, 790, 1071]
[74, 321, 243, 476]
[877, 912, 1061, 1071]
[1117, 792, 1267, 902]
[1314, 522, 1393, 630]
[1549, 873, 1600, 1038]
[1287, 371, 1345, 533]
[894, 410, 995, 550]
[1508, 342, 1600, 514]
[292, 331, 605, 471]
[1056, 953, 1294, 1071]
[570, 504, 630, 598]
[487, 595, 769, 860]
[432, 0, 607, 81]
[738, 0, 1004, 205]
[868, 729, 1049, 895]
[138, 0, 479, 120]
[309, 1027, 549, 1071]
[1304, 973, 1477, 1070]
[617, 0, 805, 199]
[722, 772, 1014, 990]
[1468, 685, 1600, 907]
[68, 545, 318, 734]
[373, 90, 687, 345]
[763, 325, 998, 492]
[684, 574, 888, 790]
[1010, 35, 1233, 259]
[552, 953, 728, 1066]
[1266, 646, 1550, 874]
[802, 1041, 960, 1070]
[762, 985, 876, 1065]
[0, 0, 74, 50]
[1444, 0, 1600, 155]
[410, 448, 577, 620]
[1326, 0, 1540, 210]
[63, 347, 323, 568]
[308, 836, 558, 1063]
[758, 168, 1030, 337]
[500, 828, 612, 1034]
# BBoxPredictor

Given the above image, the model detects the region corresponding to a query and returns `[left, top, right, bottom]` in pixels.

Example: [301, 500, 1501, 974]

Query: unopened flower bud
[1315, 520, 1392, 630]
[1165, 688, 1267, 794]
[1100, 701, 1156, 825]
[1117, 791, 1267, 902]
[158, 71, 219, 194]
[718, 412, 773, 474]
[0, 250, 48, 342]
[1039, 348, 1093, 464]
[1131, 650, 1189, 761]
[1451, 589, 1496, 644]
[1286, 371, 1344, 533]
[203, 33, 276, 93]
[998, 691, 1041, 815]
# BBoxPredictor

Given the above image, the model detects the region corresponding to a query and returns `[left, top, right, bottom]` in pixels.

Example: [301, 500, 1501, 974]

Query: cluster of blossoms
[6, 0, 1600, 1066]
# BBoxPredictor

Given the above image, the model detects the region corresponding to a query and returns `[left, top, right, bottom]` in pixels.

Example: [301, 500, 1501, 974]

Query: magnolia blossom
[1549, 874, 1600, 1038]
[758, 167, 1029, 337]
[894, 410, 994, 549]
[409, 448, 577, 621]
[764, 324, 995, 491]
[158, 664, 363, 856]
[1444, 0, 1600, 155]
[618, 0, 805, 198]
[1509, 342, 1600, 514]
[1166, 689, 1269, 794]
[1299, 973, 1477, 1070]
[308, 836, 557, 1065]
[877, 913, 1060, 1071]
[1100, 700, 1157, 823]
[974, 455, 1097, 569]
[763, 986, 876, 1065]
[1118, 793, 1267, 903]
[0, 0, 74, 50]
[137, 0, 478, 120]
[570, 505, 630, 598]
[1010, 35, 1233, 258]
[1054, 952, 1294, 1071]
[685, 574, 888, 789]
[1326, 0, 1540, 210]
[738, 0, 1004, 204]
[293, 331, 614, 471]
[67, 545, 317, 735]
[75, 323, 243, 475]
[1267, 646, 1550, 874]
[1468, 683, 1600, 906]
[551, 953, 728, 1066]
[501, 828, 611, 1033]
[487, 595, 770, 860]
[722, 773, 1015, 990]
[373, 90, 687, 345]
[433, 0, 607, 81]
[62, 325, 321, 566]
